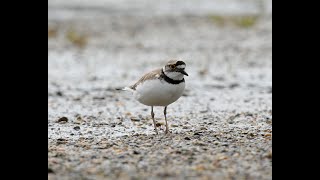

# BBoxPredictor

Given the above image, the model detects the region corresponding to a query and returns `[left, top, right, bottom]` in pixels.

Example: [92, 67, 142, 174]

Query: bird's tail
[116, 87, 135, 93]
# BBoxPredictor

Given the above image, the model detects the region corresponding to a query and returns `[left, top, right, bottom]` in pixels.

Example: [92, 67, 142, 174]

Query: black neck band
[161, 69, 185, 84]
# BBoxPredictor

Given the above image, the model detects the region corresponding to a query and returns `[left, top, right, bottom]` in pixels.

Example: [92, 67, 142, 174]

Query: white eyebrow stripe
[177, 65, 186, 68]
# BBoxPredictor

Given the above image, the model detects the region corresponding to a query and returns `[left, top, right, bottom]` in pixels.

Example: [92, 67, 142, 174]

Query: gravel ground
[48, 0, 272, 179]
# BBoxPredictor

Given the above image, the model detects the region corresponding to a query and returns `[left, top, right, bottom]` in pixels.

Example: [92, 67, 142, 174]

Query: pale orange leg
[151, 106, 158, 134]
[164, 106, 169, 134]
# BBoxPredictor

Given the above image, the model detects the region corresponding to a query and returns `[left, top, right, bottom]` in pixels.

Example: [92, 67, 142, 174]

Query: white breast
[134, 79, 185, 106]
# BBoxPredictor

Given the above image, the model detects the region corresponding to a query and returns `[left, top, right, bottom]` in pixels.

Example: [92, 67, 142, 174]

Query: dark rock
[133, 150, 140, 155]
[222, 143, 229, 147]
[48, 167, 54, 173]
[184, 137, 191, 140]
[73, 126, 80, 131]
[245, 113, 254, 117]
[56, 138, 68, 145]
[56, 91, 63, 96]
[194, 132, 202, 136]
[57, 117, 68, 123]
[130, 117, 141, 122]
[156, 122, 162, 127]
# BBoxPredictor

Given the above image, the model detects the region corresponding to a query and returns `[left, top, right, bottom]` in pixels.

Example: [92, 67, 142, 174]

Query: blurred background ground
[48, 0, 272, 179]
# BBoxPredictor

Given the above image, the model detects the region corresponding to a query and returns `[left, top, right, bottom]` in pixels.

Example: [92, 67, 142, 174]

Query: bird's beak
[181, 69, 189, 76]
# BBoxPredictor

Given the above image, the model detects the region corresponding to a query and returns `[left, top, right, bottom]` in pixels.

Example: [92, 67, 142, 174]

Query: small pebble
[133, 150, 140, 155]
[194, 132, 202, 136]
[48, 168, 54, 173]
[57, 117, 68, 123]
[214, 141, 220, 145]
[56, 91, 63, 96]
[130, 117, 141, 122]
[156, 122, 164, 127]
[222, 143, 229, 147]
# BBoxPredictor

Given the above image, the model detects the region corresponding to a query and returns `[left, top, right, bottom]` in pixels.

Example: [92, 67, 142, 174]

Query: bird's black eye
[170, 64, 176, 69]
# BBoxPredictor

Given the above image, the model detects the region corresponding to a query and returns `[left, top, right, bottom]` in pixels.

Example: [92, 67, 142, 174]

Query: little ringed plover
[121, 60, 188, 134]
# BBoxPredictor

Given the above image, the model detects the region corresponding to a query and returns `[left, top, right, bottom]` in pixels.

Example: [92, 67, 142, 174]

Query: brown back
[130, 68, 162, 90]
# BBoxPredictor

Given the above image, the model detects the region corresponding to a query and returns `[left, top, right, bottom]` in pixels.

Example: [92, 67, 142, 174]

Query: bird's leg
[164, 106, 169, 134]
[151, 106, 158, 135]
